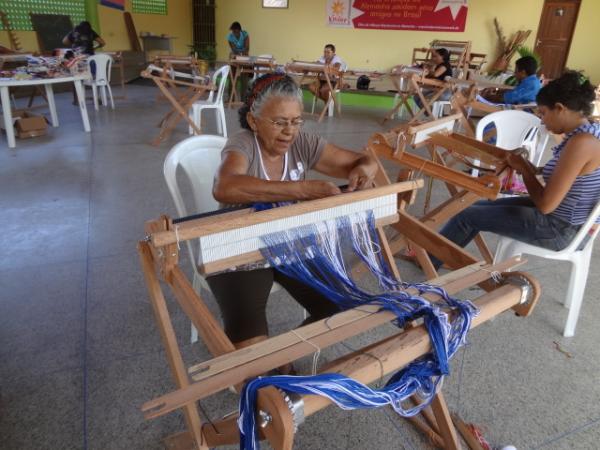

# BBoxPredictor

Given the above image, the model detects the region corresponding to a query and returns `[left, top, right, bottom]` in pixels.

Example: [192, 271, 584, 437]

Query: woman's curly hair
[536, 70, 597, 116]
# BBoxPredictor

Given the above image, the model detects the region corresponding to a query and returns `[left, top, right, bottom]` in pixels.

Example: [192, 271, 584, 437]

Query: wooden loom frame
[138, 181, 540, 450]
[383, 71, 454, 125]
[141, 67, 214, 146]
[228, 55, 278, 107]
[412, 40, 472, 79]
[367, 114, 523, 279]
[285, 60, 345, 122]
[445, 77, 538, 137]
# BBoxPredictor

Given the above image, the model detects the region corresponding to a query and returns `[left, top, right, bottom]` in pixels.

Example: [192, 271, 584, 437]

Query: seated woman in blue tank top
[431, 71, 600, 269]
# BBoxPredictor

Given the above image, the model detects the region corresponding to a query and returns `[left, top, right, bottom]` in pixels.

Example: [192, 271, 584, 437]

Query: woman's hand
[506, 150, 532, 174]
[347, 163, 377, 191]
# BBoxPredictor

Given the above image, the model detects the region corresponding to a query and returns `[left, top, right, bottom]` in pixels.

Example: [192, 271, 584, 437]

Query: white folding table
[0, 74, 91, 148]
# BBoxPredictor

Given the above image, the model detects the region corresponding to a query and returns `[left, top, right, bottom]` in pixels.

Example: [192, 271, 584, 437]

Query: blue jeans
[431, 197, 580, 269]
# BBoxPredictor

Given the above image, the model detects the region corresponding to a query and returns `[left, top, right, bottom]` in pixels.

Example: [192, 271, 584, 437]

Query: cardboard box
[14, 111, 48, 139]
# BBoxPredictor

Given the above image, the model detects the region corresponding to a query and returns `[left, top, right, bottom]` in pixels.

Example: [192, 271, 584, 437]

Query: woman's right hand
[301, 180, 342, 199]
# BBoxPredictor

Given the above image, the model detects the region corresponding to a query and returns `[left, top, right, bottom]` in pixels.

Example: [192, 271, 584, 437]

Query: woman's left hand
[506, 150, 531, 174]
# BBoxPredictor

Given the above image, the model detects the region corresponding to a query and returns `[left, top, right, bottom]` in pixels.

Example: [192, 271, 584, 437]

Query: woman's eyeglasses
[259, 117, 305, 130]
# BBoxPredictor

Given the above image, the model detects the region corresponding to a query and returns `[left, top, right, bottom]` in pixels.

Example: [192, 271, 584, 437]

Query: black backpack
[356, 75, 370, 90]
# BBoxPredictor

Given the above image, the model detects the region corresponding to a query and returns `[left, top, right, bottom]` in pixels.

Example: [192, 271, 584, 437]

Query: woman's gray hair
[239, 74, 303, 130]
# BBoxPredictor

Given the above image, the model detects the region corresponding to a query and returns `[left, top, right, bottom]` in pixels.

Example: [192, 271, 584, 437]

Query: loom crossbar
[369, 139, 500, 200]
[150, 181, 421, 247]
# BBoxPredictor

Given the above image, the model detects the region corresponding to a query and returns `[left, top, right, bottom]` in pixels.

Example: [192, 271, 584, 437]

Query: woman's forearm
[520, 168, 545, 206]
[213, 176, 338, 204]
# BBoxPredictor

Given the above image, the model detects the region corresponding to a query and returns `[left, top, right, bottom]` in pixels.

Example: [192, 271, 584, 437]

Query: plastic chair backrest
[163, 135, 228, 266]
[211, 64, 230, 105]
[561, 200, 600, 254]
[476, 110, 541, 151]
[88, 54, 112, 85]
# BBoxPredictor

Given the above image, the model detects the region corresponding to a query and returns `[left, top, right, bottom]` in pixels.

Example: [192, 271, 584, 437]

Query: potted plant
[189, 43, 216, 75]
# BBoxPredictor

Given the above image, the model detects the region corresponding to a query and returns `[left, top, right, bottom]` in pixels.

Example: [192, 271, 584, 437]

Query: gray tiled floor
[1, 83, 599, 450]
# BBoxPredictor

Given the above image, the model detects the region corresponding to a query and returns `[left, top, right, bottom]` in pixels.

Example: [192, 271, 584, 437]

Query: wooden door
[534, 0, 580, 79]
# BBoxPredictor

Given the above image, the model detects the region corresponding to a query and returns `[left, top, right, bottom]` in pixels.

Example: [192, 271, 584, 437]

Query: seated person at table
[413, 48, 453, 111]
[423, 47, 453, 81]
[209, 73, 378, 357]
[481, 56, 542, 105]
[309, 44, 345, 103]
[431, 71, 600, 269]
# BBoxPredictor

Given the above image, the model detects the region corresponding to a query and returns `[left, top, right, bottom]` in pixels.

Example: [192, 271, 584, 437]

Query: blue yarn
[237, 205, 478, 450]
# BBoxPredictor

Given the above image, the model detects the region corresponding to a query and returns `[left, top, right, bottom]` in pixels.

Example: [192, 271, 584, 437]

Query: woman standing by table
[227, 21, 250, 101]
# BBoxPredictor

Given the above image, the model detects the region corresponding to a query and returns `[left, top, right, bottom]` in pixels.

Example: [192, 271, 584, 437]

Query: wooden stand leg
[430, 392, 461, 450]
[138, 242, 207, 450]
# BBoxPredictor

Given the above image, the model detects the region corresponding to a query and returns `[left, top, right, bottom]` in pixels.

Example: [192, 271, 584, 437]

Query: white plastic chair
[84, 54, 114, 110]
[494, 201, 600, 337]
[473, 110, 549, 176]
[163, 135, 282, 343]
[189, 64, 230, 137]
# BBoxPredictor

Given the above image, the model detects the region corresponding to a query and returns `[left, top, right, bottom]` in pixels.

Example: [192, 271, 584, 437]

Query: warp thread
[237, 208, 478, 450]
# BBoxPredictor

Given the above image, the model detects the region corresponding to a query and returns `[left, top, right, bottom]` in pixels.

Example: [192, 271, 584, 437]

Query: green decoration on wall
[0, 0, 86, 31]
[132, 0, 167, 15]
[84, 0, 100, 35]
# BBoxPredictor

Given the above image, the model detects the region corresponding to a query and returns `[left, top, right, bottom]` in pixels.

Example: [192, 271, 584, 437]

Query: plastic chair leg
[493, 239, 517, 267]
[563, 256, 591, 337]
[218, 105, 227, 137]
[101, 86, 108, 108]
[215, 108, 223, 135]
[189, 105, 202, 135]
[191, 324, 199, 343]
[91, 85, 99, 111]
[107, 85, 115, 109]
[190, 272, 204, 343]
[188, 107, 195, 135]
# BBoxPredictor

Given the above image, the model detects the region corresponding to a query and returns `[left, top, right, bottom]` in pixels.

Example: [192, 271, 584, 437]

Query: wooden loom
[367, 113, 523, 279]
[446, 76, 537, 137]
[141, 66, 214, 146]
[412, 40, 472, 79]
[138, 182, 540, 450]
[383, 68, 454, 125]
[228, 55, 277, 107]
[285, 60, 345, 122]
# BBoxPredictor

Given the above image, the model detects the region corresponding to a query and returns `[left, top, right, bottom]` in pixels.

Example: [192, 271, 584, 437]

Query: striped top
[542, 122, 600, 225]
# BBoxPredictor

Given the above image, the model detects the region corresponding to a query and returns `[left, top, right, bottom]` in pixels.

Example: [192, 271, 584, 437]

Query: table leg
[44, 84, 58, 127]
[73, 80, 91, 132]
[1, 86, 16, 148]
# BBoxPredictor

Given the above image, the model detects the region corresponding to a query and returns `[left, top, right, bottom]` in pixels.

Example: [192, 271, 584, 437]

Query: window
[132, 0, 168, 15]
[0, 0, 85, 31]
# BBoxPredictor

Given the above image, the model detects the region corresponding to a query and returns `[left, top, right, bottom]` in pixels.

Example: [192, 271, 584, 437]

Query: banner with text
[100, 0, 125, 11]
[326, 0, 468, 32]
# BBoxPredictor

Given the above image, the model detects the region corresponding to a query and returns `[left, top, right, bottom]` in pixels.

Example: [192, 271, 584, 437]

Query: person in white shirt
[309, 44, 345, 103]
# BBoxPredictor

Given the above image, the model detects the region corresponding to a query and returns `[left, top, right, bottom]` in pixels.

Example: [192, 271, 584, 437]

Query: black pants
[206, 268, 339, 343]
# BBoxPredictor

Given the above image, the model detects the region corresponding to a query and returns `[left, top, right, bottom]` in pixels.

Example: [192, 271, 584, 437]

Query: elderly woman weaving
[209, 73, 378, 359]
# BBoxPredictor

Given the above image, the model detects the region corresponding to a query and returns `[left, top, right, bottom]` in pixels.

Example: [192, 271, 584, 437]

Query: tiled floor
[1, 83, 599, 450]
